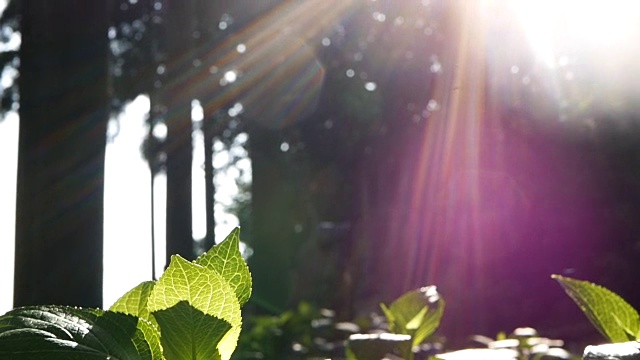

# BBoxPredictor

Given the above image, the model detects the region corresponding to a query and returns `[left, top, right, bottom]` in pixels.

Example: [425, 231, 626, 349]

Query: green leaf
[153, 301, 231, 360]
[0, 305, 162, 360]
[196, 227, 252, 306]
[148, 255, 242, 360]
[110, 280, 156, 322]
[345, 346, 359, 360]
[136, 318, 163, 360]
[381, 286, 445, 348]
[109, 280, 162, 355]
[553, 275, 640, 342]
[406, 307, 428, 330]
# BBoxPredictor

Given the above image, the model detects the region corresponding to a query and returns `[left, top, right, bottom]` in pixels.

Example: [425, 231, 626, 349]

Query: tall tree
[162, 0, 195, 263]
[14, 1, 110, 307]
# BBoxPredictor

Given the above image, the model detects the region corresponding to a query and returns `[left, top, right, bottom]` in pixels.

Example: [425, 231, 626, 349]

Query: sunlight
[399, 0, 490, 288]
[191, 100, 206, 241]
[167, 0, 356, 129]
[1, 0, 349, 313]
[510, 0, 640, 67]
[213, 135, 250, 243]
[380, 0, 512, 336]
[103, 95, 153, 308]
[0, 112, 18, 314]
[152, 171, 167, 279]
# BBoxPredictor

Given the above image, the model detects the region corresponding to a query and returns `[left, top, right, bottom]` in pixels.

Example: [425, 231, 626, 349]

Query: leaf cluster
[0, 228, 252, 360]
[347, 286, 445, 360]
[434, 327, 577, 360]
[236, 287, 445, 360]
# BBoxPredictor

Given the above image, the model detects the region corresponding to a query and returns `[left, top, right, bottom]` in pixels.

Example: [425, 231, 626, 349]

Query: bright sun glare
[510, 0, 640, 67]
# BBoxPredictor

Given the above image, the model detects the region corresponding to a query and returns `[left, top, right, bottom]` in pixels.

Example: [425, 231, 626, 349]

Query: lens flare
[161, 0, 356, 129]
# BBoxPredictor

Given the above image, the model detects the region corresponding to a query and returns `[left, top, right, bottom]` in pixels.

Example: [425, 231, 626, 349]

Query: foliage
[434, 327, 577, 360]
[348, 286, 445, 360]
[235, 286, 444, 360]
[235, 302, 336, 359]
[381, 286, 445, 352]
[0, 228, 251, 360]
[0, 0, 19, 119]
[553, 275, 640, 343]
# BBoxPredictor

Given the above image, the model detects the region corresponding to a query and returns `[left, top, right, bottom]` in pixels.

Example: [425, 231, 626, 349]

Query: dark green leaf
[0, 305, 161, 360]
[153, 301, 231, 360]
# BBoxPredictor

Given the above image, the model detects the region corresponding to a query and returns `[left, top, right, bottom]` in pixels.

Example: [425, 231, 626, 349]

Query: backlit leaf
[381, 286, 445, 348]
[110, 280, 156, 323]
[553, 275, 640, 342]
[196, 227, 252, 306]
[153, 301, 230, 360]
[148, 255, 241, 360]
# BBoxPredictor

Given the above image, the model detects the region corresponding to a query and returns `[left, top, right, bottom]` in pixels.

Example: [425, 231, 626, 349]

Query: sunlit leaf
[109, 280, 161, 352]
[110, 280, 156, 323]
[148, 255, 241, 360]
[153, 301, 230, 360]
[406, 307, 428, 330]
[195, 227, 252, 306]
[0, 228, 252, 360]
[381, 286, 445, 348]
[553, 275, 640, 342]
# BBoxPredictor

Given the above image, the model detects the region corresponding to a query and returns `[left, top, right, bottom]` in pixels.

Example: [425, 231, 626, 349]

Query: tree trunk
[202, 112, 216, 250]
[248, 128, 298, 312]
[163, 0, 195, 263]
[15, 1, 110, 308]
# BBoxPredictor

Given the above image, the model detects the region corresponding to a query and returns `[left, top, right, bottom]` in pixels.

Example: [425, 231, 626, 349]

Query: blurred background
[2, 0, 640, 354]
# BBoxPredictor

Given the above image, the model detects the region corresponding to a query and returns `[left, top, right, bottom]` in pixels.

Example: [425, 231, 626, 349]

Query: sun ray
[160, 0, 358, 128]
[377, 0, 499, 333]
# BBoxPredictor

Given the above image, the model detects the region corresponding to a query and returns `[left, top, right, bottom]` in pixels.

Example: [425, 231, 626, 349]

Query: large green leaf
[195, 227, 252, 306]
[553, 275, 640, 342]
[153, 301, 231, 360]
[381, 286, 445, 348]
[0, 305, 162, 360]
[148, 255, 242, 360]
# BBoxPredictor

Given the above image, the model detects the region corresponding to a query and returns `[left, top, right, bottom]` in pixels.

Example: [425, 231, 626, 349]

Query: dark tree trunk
[248, 128, 298, 312]
[15, 1, 110, 308]
[163, 0, 195, 263]
[193, 0, 220, 251]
